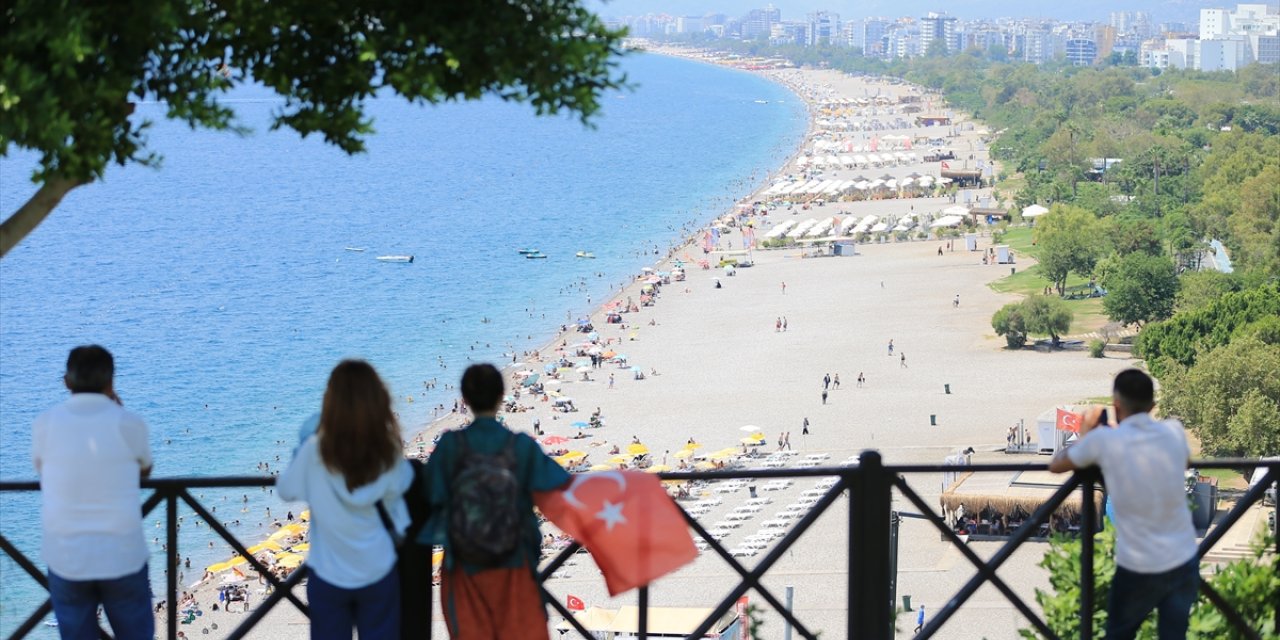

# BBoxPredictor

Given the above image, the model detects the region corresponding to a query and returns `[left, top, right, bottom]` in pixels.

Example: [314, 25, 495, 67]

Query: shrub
[993, 302, 1028, 349]
[1089, 339, 1106, 358]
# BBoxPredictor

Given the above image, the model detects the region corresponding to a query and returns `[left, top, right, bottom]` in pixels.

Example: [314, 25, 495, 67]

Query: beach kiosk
[995, 245, 1013, 264]
[964, 233, 979, 252]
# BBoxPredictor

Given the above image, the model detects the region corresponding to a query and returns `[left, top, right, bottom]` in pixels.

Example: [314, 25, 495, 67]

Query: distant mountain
[589, 0, 1207, 23]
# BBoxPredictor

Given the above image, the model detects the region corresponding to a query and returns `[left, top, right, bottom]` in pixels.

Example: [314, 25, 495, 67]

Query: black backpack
[447, 432, 522, 567]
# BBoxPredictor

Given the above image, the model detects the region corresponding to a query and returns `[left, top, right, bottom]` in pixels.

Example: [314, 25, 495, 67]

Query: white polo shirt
[1066, 412, 1197, 573]
[32, 393, 152, 580]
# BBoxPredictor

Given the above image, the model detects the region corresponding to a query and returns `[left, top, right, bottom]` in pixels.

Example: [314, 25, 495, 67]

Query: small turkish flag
[536, 471, 697, 596]
[566, 594, 585, 611]
[1056, 408, 1081, 433]
[941, 160, 951, 170]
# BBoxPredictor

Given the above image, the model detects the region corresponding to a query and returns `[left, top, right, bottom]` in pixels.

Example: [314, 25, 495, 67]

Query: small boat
[754, 100, 769, 104]
[525, 252, 548, 260]
[517, 248, 539, 255]
[376, 255, 414, 263]
[344, 247, 367, 252]
[575, 251, 596, 259]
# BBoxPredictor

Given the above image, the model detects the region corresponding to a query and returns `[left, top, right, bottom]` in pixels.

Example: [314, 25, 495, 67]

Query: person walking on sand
[954, 294, 960, 308]
[857, 372, 865, 388]
[784, 432, 792, 450]
[915, 605, 926, 633]
[802, 418, 809, 436]
[823, 374, 831, 390]
[833, 374, 840, 389]
[775, 317, 781, 332]
[608, 374, 614, 390]
[821, 389, 828, 404]
[900, 353, 907, 368]
[1049, 369, 1199, 640]
[782, 317, 788, 332]
[887, 339, 894, 356]
[781, 281, 786, 295]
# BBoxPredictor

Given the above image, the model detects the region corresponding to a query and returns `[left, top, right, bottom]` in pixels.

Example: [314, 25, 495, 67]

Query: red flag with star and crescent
[566, 594, 585, 611]
[1056, 408, 1081, 433]
[535, 471, 697, 596]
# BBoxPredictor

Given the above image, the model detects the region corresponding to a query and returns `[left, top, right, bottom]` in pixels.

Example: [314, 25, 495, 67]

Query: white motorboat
[376, 255, 414, 263]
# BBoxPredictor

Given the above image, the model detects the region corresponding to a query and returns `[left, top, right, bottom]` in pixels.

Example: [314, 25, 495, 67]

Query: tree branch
[0, 175, 89, 259]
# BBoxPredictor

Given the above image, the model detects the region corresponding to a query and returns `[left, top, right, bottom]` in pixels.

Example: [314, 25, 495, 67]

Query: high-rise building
[919, 12, 960, 54]
[743, 5, 782, 39]
[807, 11, 841, 46]
[853, 19, 890, 56]
[1065, 38, 1099, 66]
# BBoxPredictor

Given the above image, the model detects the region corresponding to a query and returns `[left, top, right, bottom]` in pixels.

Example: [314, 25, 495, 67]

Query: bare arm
[1048, 406, 1106, 474]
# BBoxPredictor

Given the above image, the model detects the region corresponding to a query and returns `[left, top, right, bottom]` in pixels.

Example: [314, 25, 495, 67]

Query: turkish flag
[535, 472, 697, 596]
[941, 161, 951, 170]
[1056, 408, 1081, 433]
[566, 594, 585, 611]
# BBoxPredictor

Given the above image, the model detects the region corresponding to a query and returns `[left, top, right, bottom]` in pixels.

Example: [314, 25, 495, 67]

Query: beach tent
[943, 205, 970, 216]
[930, 215, 964, 228]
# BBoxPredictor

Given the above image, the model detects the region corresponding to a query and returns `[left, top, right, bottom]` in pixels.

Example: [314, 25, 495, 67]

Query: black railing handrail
[2, 457, 1276, 640]
[2, 457, 1270, 489]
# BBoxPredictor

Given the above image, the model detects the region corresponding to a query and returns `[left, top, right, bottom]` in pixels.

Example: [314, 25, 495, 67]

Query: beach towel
[535, 471, 696, 596]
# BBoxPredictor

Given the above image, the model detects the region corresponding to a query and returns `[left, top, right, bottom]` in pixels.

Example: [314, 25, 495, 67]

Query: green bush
[1137, 282, 1280, 377]
[993, 302, 1028, 349]
[1089, 339, 1106, 358]
[1022, 528, 1280, 639]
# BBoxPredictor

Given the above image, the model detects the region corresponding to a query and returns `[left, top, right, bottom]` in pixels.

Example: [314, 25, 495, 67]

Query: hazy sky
[588, 0, 1208, 23]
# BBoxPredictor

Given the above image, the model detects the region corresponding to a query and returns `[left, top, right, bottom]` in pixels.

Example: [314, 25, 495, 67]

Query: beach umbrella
[741, 437, 763, 445]
[602, 350, 617, 359]
[694, 461, 717, 471]
[543, 379, 561, 386]
[738, 425, 761, 432]
[709, 448, 738, 460]
[290, 543, 310, 552]
[590, 463, 614, 471]
[206, 556, 248, 573]
[561, 451, 587, 461]
[521, 373, 540, 387]
[674, 449, 695, 459]
[626, 443, 649, 455]
[246, 541, 282, 555]
[299, 510, 310, 522]
[608, 455, 631, 465]
[1022, 204, 1050, 218]
[646, 465, 672, 474]
[575, 366, 592, 373]
[275, 553, 305, 569]
[542, 435, 569, 446]
[682, 442, 703, 450]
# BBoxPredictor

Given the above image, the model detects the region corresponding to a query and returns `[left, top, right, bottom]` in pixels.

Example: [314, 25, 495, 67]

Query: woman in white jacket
[278, 360, 413, 639]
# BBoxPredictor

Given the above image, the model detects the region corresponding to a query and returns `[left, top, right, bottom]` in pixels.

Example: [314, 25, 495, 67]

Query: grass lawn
[1198, 467, 1249, 490]
[989, 227, 1110, 335]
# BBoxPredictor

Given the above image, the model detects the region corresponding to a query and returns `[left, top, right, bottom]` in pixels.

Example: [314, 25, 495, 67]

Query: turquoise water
[0, 53, 806, 632]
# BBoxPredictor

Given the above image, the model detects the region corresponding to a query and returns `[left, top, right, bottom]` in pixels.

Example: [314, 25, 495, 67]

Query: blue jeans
[47, 563, 154, 640]
[1106, 557, 1199, 640]
[308, 568, 399, 640]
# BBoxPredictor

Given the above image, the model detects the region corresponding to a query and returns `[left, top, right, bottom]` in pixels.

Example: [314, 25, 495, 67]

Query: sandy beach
[174, 55, 1134, 639]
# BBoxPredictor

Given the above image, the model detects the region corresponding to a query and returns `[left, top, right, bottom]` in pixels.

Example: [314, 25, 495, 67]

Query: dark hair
[1113, 368, 1155, 413]
[461, 364, 504, 413]
[66, 345, 114, 393]
[318, 360, 401, 491]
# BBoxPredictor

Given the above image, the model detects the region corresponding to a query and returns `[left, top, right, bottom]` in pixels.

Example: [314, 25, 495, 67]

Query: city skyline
[588, 0, 1232, 23]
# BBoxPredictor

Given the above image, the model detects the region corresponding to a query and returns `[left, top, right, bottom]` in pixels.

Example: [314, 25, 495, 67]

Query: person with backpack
[420, 363, 572, 639]
[277, 360, 414, 639]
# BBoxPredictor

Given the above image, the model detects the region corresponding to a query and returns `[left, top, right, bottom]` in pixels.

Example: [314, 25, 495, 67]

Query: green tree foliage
[992, 301, 1029, 349]
[1022, 295, 1074, 345]
[1023, 528, 1280, 639]
[1137, 283, 1280, 377]
[0, 0, 628, 256]
[1098, 252, 1179, 327]
[1175, 271, 1241, 313]
[1160, 335, 1280, 457]
[1033, 205, 1105, 295]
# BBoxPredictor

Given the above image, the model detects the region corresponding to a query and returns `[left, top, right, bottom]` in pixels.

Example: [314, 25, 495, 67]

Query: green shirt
[417, 417, 571, 574]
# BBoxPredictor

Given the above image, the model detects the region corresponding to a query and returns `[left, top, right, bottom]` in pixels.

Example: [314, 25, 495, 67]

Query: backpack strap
[375, 499, 405, 549]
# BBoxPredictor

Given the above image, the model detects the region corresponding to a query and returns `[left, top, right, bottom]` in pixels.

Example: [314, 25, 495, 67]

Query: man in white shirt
[1050, 369, 1198, 640]
[32, 346, 154, 640]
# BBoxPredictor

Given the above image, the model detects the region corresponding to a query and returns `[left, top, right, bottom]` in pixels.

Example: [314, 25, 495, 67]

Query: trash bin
[930, 414, 937, 426]
[1011, 267, 1016, 276]
[944, 384, 951, 395]
[903, 595, 913, 612]
[749, 485, 758, 499]
[1191, 482, 1216, 530]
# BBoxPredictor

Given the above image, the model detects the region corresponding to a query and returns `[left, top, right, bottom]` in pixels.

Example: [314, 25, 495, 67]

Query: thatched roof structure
[939, 470, 1102, 521]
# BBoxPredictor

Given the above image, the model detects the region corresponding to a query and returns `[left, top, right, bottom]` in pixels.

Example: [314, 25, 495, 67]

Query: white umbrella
[1022, 204, 1050, 218]
[739, 425, 762, 432]
[575, 366, 592, 373]
[943, 205, 970, 216]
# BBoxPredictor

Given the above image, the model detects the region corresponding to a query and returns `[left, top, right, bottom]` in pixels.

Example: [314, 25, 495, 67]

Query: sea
[0, 53, 806, 633]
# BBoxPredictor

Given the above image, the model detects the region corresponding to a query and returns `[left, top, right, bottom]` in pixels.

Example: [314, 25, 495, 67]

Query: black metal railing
[3, 454, 1276, 640]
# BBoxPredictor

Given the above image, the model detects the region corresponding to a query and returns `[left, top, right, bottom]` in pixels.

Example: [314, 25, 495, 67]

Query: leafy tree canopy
[1032, 205, 1105, 295]
[1097, 252, 1179, 328]
[1160, 335, 1280, 458]
[1137, 282, 1280, 378]
[0, 0, 628, 256]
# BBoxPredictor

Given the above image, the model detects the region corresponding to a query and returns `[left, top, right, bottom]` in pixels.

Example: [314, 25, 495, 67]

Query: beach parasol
[694, 461, 717, 471]
[709, 447, 739, 460]
[741, 437, 764, 445]
[246, 541, 282, 555]
[682, 442, 703, 450]
[608, 455, 631, 465]
[674, 449, 695, 459]
[576, 366, 592, 373]
[571, 421, 589, 429]
[542, 435, 569, 446]
[206, 556, 248, 573]
[626, 443, 649, 455]
[1022, 204, 1050, 218]
[645, 465, 672, 474]
[290, 543, 310, 552]
[589, 463, 615, 471]
[275, 553, 305, 569]
[299, 510, 310, 522]
[738, 425, 761, 432]
[561, 451, 587, 461]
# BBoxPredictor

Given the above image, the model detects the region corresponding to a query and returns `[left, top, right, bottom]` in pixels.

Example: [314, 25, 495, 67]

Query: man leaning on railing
[1049, 368, 1198, 640]
[32, 345, 155, 640]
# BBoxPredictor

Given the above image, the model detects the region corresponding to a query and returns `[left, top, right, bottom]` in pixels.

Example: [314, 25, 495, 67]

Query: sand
[173, 57, 1135, 639]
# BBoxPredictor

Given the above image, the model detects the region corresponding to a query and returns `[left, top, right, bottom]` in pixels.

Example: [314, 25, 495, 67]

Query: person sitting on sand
[608, 445, 620, 455]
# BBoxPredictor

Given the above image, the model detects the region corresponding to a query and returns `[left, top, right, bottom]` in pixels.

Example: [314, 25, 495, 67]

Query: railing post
[638, 585, 649, 640]
[850, 450, 892, 639]
[166, 489, 178, 640]
[1080, 470, 1097, 640]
